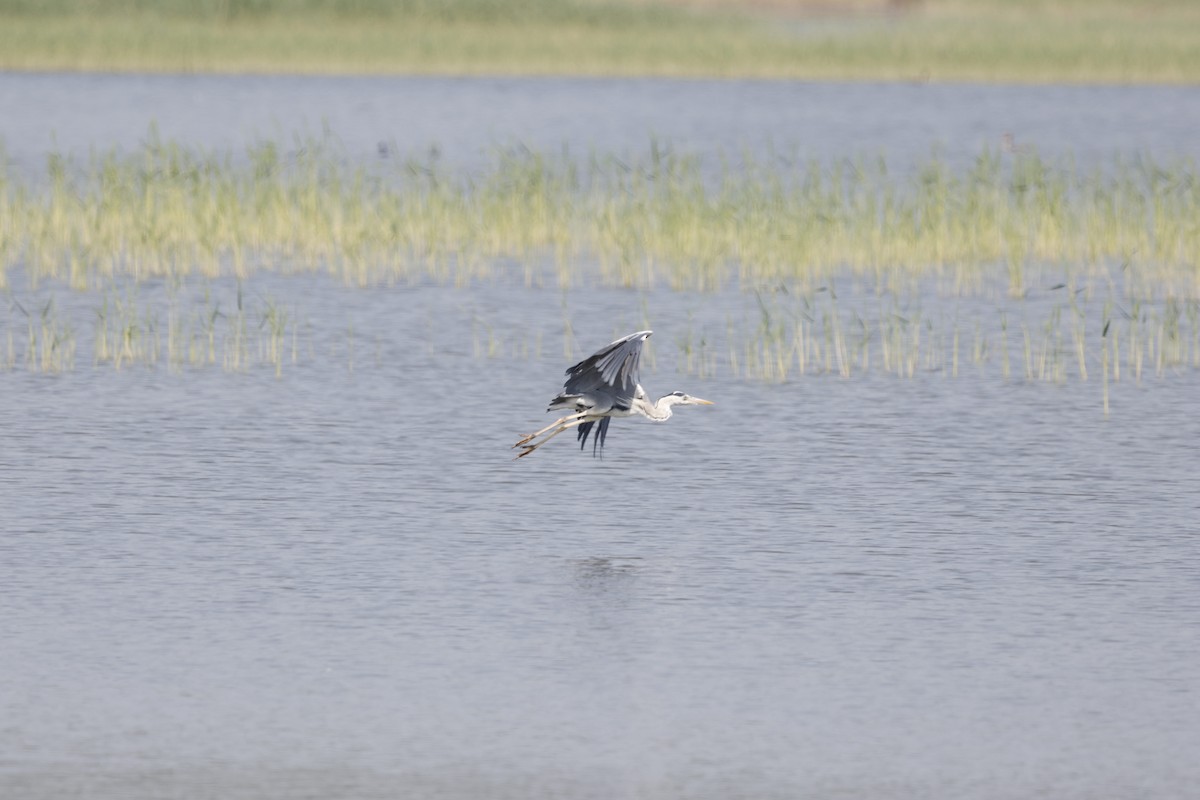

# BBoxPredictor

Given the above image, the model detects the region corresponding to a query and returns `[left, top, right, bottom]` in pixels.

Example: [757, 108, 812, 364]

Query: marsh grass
[4, 136, 1199, 301]
[5, 273, 1196, 421]
[696, 290, 1200, 400]
[4, 135, 1198, 405]
[3, 281, 299, 374]
[2, 297, 76, 372]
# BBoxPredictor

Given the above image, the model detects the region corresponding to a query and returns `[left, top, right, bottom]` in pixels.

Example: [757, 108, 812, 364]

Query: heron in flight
[513, 330, 713, 459]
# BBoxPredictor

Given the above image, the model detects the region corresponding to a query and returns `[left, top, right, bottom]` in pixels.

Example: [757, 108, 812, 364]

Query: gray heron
[513, 330, 713, 458]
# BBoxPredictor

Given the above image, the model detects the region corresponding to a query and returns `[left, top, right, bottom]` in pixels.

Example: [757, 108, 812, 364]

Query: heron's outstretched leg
[515, 418, 587, 459]
[513, 411, 588, 447]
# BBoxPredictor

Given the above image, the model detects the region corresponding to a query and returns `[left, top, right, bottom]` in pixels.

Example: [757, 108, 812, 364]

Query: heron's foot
[512, 417, 584, 459]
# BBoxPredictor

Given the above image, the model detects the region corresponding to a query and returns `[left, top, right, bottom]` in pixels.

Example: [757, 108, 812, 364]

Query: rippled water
[2, 76, 1200, 799]
[3, 73, 1200, 176]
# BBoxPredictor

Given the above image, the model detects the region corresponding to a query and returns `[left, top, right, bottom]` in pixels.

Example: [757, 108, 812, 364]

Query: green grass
[0, 0, 1197, 83]
[3, 134, 1198, 298]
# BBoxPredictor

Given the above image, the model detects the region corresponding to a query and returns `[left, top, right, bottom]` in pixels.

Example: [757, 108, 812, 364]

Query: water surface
[3, 73, 1199, 176]
[2, 75, 1199, 800]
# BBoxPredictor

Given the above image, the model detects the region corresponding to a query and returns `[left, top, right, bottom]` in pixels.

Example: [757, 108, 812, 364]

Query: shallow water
[2, 76, 1200, 799]
[3, 280, 1199, 799]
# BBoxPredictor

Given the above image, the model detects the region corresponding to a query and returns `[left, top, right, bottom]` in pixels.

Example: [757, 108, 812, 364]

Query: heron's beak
[692, 397, 714, 405]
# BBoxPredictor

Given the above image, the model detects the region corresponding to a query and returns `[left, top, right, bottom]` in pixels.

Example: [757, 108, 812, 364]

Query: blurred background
[0, 0, 1196, 83]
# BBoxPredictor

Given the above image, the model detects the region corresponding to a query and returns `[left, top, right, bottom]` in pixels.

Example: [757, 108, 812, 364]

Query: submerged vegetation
[0, 0, 1197, 83]
[2, 285, 300, 375]
[6, 268, 1197, 423]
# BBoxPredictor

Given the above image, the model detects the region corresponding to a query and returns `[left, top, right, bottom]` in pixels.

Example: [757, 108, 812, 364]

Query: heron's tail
[547, 393, 584, 413]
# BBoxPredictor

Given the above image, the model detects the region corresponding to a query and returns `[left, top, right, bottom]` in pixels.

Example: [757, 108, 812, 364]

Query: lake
[4, 73, 1200, 176]
[2, 74, 1199, 800]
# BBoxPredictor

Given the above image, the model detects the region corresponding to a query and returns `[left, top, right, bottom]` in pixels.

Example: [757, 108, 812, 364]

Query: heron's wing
[562, 330, 651, 408]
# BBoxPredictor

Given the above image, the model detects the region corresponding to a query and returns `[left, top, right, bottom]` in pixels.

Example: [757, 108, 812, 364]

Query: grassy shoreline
[0, 1, 1197, 83]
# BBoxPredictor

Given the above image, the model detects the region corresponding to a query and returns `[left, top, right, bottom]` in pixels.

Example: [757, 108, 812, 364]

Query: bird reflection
[572, 556, 641, 596]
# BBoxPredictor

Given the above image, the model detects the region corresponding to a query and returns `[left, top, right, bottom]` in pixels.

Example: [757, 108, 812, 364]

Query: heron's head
[664, 390, 714, 407]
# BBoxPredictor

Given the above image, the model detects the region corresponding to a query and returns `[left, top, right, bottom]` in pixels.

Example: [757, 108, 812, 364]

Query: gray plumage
[513, 330, 712, 459]
[553, 329, 650, 414]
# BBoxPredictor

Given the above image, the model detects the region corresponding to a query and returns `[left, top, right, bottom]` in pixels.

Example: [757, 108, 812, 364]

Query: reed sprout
[5, 297, 76, 372]
[667, 289, 1200, 404]
[3, 281, 299, 374]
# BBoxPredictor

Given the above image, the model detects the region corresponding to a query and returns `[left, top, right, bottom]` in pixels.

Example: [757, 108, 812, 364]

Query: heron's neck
[640, 395, 680, 421]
